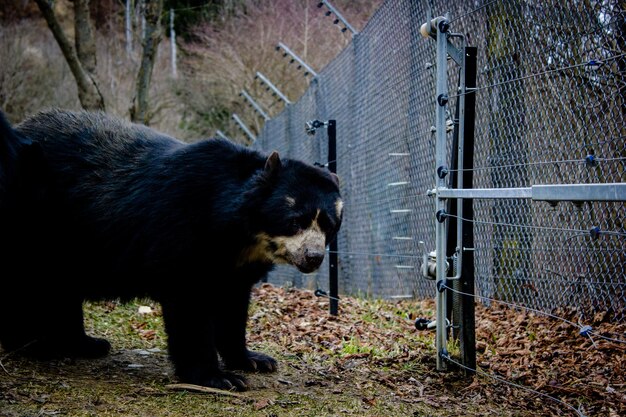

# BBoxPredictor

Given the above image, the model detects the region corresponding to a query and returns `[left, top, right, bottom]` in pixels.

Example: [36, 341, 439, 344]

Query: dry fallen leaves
[248, 284, 626, 416]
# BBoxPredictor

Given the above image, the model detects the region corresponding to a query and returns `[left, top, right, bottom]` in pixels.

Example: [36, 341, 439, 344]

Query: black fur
[0, 112, 44, 210]
[0, 109, 342, 391]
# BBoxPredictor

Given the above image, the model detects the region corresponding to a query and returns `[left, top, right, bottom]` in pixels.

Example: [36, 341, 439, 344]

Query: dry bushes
[0, 14, 184, 139]
[180, 0, 381, 141]
[0, 1, 381, 141]
[0, 21, 79, 123]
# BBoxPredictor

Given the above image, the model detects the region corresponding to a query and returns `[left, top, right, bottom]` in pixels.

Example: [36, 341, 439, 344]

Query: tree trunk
[73, 0, 97, 75]
[130, 0, 164, 125]
[34, 0, 105, 111]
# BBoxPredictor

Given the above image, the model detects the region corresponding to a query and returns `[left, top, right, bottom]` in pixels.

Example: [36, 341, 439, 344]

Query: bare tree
[34, 0, 104, 111]
[34, 0, 165, 125]
[130, 0, 164, 124]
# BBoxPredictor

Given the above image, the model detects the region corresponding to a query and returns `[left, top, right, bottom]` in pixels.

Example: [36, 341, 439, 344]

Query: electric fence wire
[344, 192, 431, 210]
[442, 283, 626, 344]
[441, 353, 587, 417]
[446, 156, 626, 173]
[445, 213, 626, 238]
[449, 52, 626, 100]
[560, 135, 626, 154]
[477, 275, 626, 287]
[328, 250, 422, 260]
[448, 0, 500, 24]
[313, 145, 351, 169]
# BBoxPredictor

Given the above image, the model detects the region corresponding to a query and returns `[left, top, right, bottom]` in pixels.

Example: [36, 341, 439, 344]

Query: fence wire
[252, 0, 626, 322]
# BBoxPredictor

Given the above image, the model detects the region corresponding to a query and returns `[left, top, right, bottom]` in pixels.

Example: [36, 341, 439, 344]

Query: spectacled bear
[0, 111, 45, 215]
[0, 109, 343, 391]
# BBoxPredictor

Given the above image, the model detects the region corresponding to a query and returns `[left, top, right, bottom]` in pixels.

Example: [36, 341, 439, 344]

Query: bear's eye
[290, 215, 310, 231]
[318, 212, 336, 232]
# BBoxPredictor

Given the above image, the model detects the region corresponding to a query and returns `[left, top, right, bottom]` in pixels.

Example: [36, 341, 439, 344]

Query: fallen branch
[165, 384, 253, 401]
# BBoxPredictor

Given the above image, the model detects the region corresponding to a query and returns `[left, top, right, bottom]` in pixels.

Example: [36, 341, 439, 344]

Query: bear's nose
[304, 250, 324, 269]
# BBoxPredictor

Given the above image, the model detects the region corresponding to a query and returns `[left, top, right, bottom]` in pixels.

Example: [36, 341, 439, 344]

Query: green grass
[0, 289, 576, 417]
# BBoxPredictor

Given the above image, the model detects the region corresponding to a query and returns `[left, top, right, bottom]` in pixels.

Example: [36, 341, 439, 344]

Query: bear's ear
[330, 172, 340, 187]
[264, 151, 281, 174]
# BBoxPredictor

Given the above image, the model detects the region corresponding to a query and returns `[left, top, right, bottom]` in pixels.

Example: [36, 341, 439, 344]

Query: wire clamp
[585, 59, 603, 71]
[585, 153, 597, 167]
[579, 325, 593, 337]
[436, 209, 448, 223]
[439, 347, 449, 359]
[436, 279, 448, 293]
[314, 289, 340, 301]
[305, 119, 329, 135]
[589, 226, 601, 240]
[415, 317, 450, 331]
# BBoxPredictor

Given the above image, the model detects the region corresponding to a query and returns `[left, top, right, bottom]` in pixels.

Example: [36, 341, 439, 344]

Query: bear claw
[224, 350, 278, 373]
[183, 371, 249, 391]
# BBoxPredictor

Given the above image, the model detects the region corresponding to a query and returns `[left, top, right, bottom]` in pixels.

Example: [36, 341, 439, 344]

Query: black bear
[0, 111, 44, 216]
[0, 109, 343, 391]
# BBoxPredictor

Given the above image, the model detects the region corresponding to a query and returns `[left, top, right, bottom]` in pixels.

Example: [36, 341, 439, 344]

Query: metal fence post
[434, 17, 450, 372]
[453, 46, 477, 374]
[327, 120, 339, 316]
[304, 118, 339, 315]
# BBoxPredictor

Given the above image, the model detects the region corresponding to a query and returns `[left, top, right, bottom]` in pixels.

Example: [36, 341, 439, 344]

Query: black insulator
[317, 2, 324, 8]
[333, 19, 339, 24]
[415, 318, 430, 331]
[275, 45, 280, 51]
[341, 27, 347, 32]
[325, 10, 331, 16]
[438, 19, 450, 33]
[585, 154, 597, 167]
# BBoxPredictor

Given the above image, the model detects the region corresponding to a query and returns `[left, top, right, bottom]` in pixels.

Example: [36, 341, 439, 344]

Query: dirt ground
[0, 284, 624, 417]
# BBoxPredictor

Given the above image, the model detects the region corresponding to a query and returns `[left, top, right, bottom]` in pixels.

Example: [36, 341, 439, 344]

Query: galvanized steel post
[434, 15, 450, 371]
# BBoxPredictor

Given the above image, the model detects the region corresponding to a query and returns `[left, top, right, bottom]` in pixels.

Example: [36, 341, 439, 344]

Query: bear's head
[242, 151, 343, 274]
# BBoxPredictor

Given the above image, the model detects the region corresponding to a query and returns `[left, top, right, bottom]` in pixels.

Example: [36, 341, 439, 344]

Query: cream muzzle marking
[239, 211, 327, 272]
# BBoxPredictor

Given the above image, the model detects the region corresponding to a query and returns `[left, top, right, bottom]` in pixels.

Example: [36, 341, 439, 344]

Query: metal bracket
[305, 119, 329, 135]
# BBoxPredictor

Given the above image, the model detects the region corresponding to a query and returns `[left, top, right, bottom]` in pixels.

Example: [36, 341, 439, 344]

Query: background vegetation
[0, 0, 380, 142]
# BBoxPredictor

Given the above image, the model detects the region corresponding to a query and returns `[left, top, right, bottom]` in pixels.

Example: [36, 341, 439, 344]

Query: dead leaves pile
[248, 284, 626, 416]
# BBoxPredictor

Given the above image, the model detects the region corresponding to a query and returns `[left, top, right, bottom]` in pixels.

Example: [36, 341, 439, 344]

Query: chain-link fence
[252, 0, 625, 322]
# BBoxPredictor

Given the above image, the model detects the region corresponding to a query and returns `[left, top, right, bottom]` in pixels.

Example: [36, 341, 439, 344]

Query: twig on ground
[165, 383, 254, 402]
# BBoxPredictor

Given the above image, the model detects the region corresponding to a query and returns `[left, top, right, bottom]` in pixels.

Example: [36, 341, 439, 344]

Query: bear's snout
[297, 248, 325, 273]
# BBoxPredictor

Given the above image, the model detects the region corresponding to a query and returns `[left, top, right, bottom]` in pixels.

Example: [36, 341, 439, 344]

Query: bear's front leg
[161, 299, 248, 391]
[214, 284, 277, 373]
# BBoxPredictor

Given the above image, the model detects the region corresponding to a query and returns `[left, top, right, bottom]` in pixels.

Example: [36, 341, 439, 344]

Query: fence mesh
[252, 0, 625, 322]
